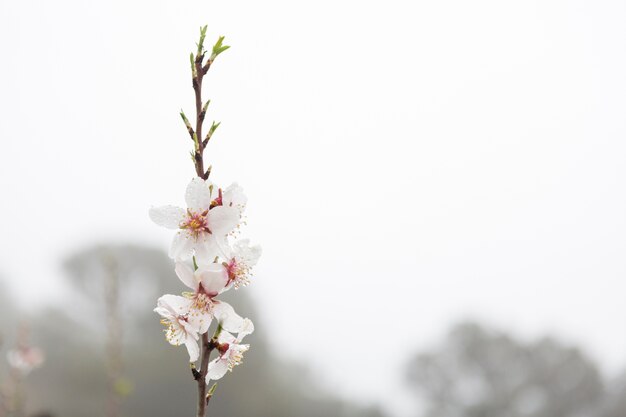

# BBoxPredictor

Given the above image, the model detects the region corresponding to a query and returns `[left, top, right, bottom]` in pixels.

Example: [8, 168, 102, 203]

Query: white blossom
[150, 178, 240, 262]
[174, 261, 251, 334]
[154, 294, 208, 362]
[224, 239, 262, 289]
[206, 319, 254, 383]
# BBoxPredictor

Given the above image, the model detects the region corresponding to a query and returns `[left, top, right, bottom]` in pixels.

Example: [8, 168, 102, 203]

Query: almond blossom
[154, 294, 206, 362]
[224, 239, 262, 289]
[149, 178, 240, 262]
[174, 261, 251, 333]
[206, 319, 254, 383]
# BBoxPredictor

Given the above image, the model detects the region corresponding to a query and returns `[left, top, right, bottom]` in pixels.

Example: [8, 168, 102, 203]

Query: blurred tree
[17, 244, 383, 417]
[63, 245, 174, 417]
[406, 322, 604, 417]
[595, 375, 626, 417]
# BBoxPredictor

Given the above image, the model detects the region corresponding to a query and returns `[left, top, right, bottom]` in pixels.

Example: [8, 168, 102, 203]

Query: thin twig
[196, 333, 212, 417]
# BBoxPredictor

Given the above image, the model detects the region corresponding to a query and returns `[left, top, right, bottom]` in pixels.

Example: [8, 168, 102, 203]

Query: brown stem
[192, 54, 212, 180]
[196, 333, 213, 417]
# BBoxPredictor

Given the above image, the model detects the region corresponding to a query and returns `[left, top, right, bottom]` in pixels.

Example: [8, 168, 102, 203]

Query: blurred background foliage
[0, 243, 625, 417]
[0, 244, 384, 417]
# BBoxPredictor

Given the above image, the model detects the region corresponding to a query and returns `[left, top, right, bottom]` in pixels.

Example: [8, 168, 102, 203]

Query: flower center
[162, 315, 188, 345]
[227, 348, 246, 371]
[226, 259, 251, 289]
[181, 209, 210, 237]
[188, 292, 215, 315]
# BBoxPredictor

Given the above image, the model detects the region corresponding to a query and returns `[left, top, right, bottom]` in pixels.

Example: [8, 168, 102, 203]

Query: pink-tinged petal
[212, 301, 245, 333]
[149, 205, 185, 229]
[206, 357, 229, 382]
[207, 206, 240, 236]
[184, 337, 200, 362]
[197, 264, 229, 295]
[185, 177, 212, 211]
[175, 262, 198, 291]
[169, 232, 195, 260]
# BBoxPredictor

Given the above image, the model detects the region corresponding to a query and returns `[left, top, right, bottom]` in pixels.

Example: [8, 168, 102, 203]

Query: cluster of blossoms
[150, 177, 261, 383]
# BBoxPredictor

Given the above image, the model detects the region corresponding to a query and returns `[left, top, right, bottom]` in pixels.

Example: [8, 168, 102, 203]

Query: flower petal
[207, 206, 240, 236]
[180, 319, 200, 339]
[213, 235, 232, 260]
[185, 177, 212, 211]
[169, 232, 195, 261]
[157, 294, 192, 316]
[223, 183, 247, 209]
[184, 337, 200, 362]
[234, 239, 262, 267]
[237, 318, 255, 341]
[189, 310, 212, 335]
[175, 262, 198, 291]
[217, 330, 237, 345]
[153, 305, 174, 320]
[194, 237, 218, 264]
[206, 356, 229, 382]
[212, 301, 245, 333]
[197, 264, 229, 295]
[149, 205, 185, 229]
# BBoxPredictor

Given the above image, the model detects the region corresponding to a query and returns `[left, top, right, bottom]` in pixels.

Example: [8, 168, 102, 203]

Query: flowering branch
[150, 25, 261, 417]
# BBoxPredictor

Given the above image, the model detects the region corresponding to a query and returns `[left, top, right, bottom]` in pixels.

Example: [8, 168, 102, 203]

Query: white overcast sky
[1, 0, 626, 415]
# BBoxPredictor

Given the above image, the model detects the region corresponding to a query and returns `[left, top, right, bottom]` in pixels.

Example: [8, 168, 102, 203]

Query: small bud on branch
[190, 53, 196, 77]
[191, 363, 202, 381]
[196, 25, 208, 57]
[203, 121, 220, 147]
[211, 36, 230, 60]
[199, 100, 210, 122]
[180, 110, 195, 139]
[206, 383, 218, 405]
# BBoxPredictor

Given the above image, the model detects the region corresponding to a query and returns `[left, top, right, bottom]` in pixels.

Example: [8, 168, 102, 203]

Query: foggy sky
[1, 1, 625, 416]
